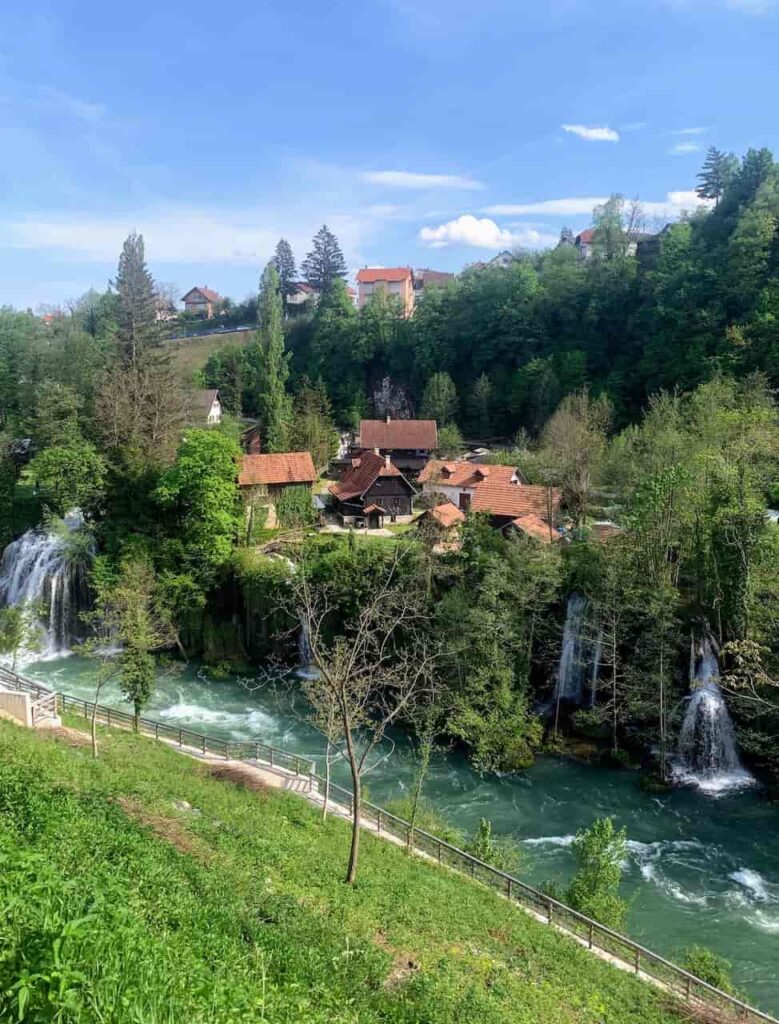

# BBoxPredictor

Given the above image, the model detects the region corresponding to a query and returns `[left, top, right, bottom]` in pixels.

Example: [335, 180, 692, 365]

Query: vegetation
[0, 717, 692, 1023]
[566, 817, 629, 931]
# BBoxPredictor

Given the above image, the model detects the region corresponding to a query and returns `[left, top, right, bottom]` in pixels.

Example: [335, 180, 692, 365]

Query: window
[459, 492, 471, 511]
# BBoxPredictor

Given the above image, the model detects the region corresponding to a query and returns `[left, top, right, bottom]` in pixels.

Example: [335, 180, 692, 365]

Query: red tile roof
[426, 502, 466, 528]
[359, 418, 438, 450]
[329, 451, 408, 502]
[510, 513, 556, 544]
[418, 460, 518, 488]
[470, 482, 560, 519]
[575, 229, 595, 244]
[363, 503, 386, 514]
[239, 452, 316, 486]
[356, 267, 413, 284]
[181, 286, 223, 304]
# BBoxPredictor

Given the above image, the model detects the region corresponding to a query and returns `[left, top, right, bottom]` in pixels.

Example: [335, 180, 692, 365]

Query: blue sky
[1, 0, 777, 309]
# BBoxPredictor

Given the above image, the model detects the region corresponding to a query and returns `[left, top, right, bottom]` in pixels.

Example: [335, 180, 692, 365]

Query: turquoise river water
[26, 655, 779, 1015]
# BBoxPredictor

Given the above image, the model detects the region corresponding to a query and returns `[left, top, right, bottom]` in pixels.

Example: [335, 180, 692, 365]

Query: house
[356, 417, 437, 474]
[329, 451, 416, 528]
[575, 228, 658, 261]
[502, 513, 559, 545]
[194, 388, 223, 425]
[574, 229, 596, 259]
[413, 268, 456, 294]
[418, 460, 524, 511]
[415, 501, 465, 551]
[470, 481, 560, 531]
[181, 286, 223, 318]
[488, 250, 518, 269]
[285, 282, 319, 312]
[238, 452, 317, 530]
[356, 267, 415, 317]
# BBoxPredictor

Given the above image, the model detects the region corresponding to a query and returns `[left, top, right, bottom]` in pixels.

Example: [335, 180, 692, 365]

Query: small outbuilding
[238, 451, 317, 530]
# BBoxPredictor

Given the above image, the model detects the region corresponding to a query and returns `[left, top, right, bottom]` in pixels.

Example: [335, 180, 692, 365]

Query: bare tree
[294, 546, 440, 883]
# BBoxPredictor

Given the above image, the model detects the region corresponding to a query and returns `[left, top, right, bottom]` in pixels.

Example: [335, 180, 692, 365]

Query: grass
[0, 718, 693, 1024]
[166, 329, 252, 383]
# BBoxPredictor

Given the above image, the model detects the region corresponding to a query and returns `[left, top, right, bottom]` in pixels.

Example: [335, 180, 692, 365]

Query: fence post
[547, 899, 553, 923]
[377, 810, 382, 834]
[202, 735, 207, 755]
[179, 729, 183, 747]
[155, 722, 159, 740]
[270, 748, 274, 768]
[634, 948, 640, 974]
[107, 708, 111, 726]
[588, 921, 594, 949]
[685, 976, 691, 1001]
[507, 878, 512, 900]
[470, 858, 475, 878]
[437, 842, 442, 864]
[255, 742, 260, 761]
[84, 700, 88, 718]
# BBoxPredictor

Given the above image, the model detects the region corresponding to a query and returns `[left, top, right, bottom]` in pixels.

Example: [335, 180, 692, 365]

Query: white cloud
[418, 214, 556, 250]
[669, 141, 702, 155]
[562, 124, 620, 142]
[483, 197, 608, 216]
[361, 169, 484, 190]
[672, 126, 707, 135]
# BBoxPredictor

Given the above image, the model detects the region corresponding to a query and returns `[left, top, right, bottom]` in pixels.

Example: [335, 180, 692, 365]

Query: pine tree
[558, 226, 575, 247]
[272, 238, 298, 300]
[468, 373, 493, 438]
[696, 147, 739, 206]
[255, 263, 292, 452]
[113, 232, 160, 366]
[301, 225, 348, 292]
[420, 372, 458, 425]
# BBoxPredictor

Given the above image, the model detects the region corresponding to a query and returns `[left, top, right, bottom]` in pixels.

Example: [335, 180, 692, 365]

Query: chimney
[373, 447, 380, 456]
[385, 413, 391, 423]
[385, 454, 392, 469]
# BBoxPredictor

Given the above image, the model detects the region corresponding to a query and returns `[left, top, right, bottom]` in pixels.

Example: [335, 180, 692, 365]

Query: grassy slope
[0, 719, 689, 1024]
[167, 329, 252, 383]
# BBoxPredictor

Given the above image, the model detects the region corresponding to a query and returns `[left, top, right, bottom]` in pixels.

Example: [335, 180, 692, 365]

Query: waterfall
[0, 512, 92, 660]
[674, 637, 755, 794]
[296, 621, 319, 679]
[554, 593, 589, 705]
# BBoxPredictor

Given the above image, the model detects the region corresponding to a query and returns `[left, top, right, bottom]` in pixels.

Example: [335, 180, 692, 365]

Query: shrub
[682, 945, 737, 995]
[565, 817, 629, 930]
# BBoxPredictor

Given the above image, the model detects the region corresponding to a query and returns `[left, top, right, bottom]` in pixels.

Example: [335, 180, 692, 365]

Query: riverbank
[24, 654, 779, 1014]
[0, 714, 709, 1024]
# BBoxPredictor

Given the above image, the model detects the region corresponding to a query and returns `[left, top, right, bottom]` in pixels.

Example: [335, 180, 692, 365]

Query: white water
[554, 593, 589, 704]
[0, 513, 92, 661]
[296, 621, 320, 680]
[674, 637, 755, 795]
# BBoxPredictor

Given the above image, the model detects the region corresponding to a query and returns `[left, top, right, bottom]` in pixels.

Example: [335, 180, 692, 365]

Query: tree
[682, 946, 737, 995]
[252, 264, 292, 452]
[541, 390, 611, 527]
[29, 437, 106, 516]
[154, 429, 241, 592]
[33, 382, 82, 448]
[696, 147, 739, 207]
[301, 225, 347, 292]
[435, 423, 463, 458]
[202, 345, 245, 417]
[566, 817, 628, 930]
[112, 232, 160, 366]
[294, 546, 439, 883]
[0, 604, 42, 670]
[420, 372, 458, 425]
[289, 379, 339, 470]
[272, 239, 298, 302]
[468, 373, 493, 437]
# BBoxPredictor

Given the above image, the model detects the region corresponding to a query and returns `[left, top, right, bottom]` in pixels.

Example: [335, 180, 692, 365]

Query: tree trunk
[343, 724, 361, 884]
[322, 740, 332, 821]
[408, 738, 432, 852]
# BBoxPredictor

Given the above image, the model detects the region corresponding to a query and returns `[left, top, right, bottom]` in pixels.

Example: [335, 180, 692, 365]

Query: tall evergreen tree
[301, 225, 348, 292]
[695, 147, 739, 206]
[420, 371, 458, 425]
[255, 263, 292, 451]
[113, 232, 160, 366]
[272, 238, 298, 300]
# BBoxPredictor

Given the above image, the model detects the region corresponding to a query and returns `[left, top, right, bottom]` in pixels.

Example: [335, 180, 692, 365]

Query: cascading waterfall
[554, 593, 590, 705]
[674, 636, 755, 794]
[0, 512, 92, 659]
[297, 620, 319, 679]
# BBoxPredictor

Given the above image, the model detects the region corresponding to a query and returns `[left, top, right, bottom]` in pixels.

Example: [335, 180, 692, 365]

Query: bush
[682, 945, 737, 995]
[275, 485, 316, 528]
[465, 818, 523, 873]
[565, 817, 629, 930]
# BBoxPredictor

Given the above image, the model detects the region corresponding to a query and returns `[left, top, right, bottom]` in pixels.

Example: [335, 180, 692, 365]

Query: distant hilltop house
[285, 281, 357, 313]
[355, 267, 455, 317]
[574, 228, 659, 261]
[419, 459, 561, 542]
[355, 417, 438, 474]
[238, 451, 316, 530]
[329, 450, 416, 528]
[181, 286, 223, 318]
[469, 250, 520, 272]
[193, 388, 223, 426]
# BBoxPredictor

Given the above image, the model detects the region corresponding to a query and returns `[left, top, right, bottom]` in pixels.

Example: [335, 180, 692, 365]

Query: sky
[1, 0, 777, 309]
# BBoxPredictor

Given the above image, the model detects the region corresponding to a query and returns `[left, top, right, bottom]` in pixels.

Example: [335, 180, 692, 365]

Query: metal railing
[1, 663, 773, 1023]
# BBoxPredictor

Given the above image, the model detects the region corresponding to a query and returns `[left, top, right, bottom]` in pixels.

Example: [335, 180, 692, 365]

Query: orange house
[356, 267, 415, 317]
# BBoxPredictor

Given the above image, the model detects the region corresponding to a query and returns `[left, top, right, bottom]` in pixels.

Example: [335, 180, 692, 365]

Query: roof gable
[357, 267, 413, 284]
[181, 286, 222, 303]
[329, 451, 415, 502]
[418, 460, 518, 488]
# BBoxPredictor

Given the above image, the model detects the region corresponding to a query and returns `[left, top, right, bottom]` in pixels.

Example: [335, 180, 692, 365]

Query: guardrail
[1, 663, 773, 1023]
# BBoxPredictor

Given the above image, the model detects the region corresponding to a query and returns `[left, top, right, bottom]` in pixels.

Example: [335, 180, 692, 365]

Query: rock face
[372, 377, 414, 421]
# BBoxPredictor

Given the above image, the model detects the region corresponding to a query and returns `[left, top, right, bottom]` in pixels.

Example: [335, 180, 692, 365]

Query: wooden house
[355, 417, 437, 474]
[329, 451, 416, 528]
[238, 452, 316, 530]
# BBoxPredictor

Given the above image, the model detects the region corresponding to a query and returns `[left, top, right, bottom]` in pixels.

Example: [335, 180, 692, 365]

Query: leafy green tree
[682, 946, 737, 994]
[155, 429, 241, 590]
[29, 437, 106, 516]
[112, 232, 160, 366]
[435, 423, 463, 458]
[301, 225, 347, 292]
[541, 389, 611, 526]
[467, 373, 493, 437]
[289, 378, 339, 470]
[695, 147, 739, 207]
[272, 239, 298, 302]
[309, 279, 361, 423]
[202, 345, 245, 417]
[33, 382, 82, 448]
[420, 371, 458, 425]
[252, 264, 292, 451]
[465, 818, 523, 872]
[0, 604, 42, 670]
[566, 817, 629, 930]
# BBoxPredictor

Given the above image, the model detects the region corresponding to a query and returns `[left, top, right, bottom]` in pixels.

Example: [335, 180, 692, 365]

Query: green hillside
[0, 717, 691, 1024]
[167, 329, 252, 383]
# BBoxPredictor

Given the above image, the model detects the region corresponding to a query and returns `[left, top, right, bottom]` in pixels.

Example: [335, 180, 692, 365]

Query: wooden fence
[0, 663, 775, 1024]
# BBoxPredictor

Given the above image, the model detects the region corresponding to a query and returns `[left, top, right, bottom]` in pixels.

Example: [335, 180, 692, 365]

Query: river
[26, 655, 779, 1015]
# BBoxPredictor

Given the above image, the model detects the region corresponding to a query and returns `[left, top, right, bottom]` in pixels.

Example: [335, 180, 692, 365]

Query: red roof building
[239, 452, 316, 487]
[358, 417, 438, 454]
[329, 451, 416, 526]
[356, 267, 415, 316]
[181, 286, 223, 318]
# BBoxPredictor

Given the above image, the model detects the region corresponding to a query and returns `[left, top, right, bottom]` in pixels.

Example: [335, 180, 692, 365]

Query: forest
[0, 145, 777, 788]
